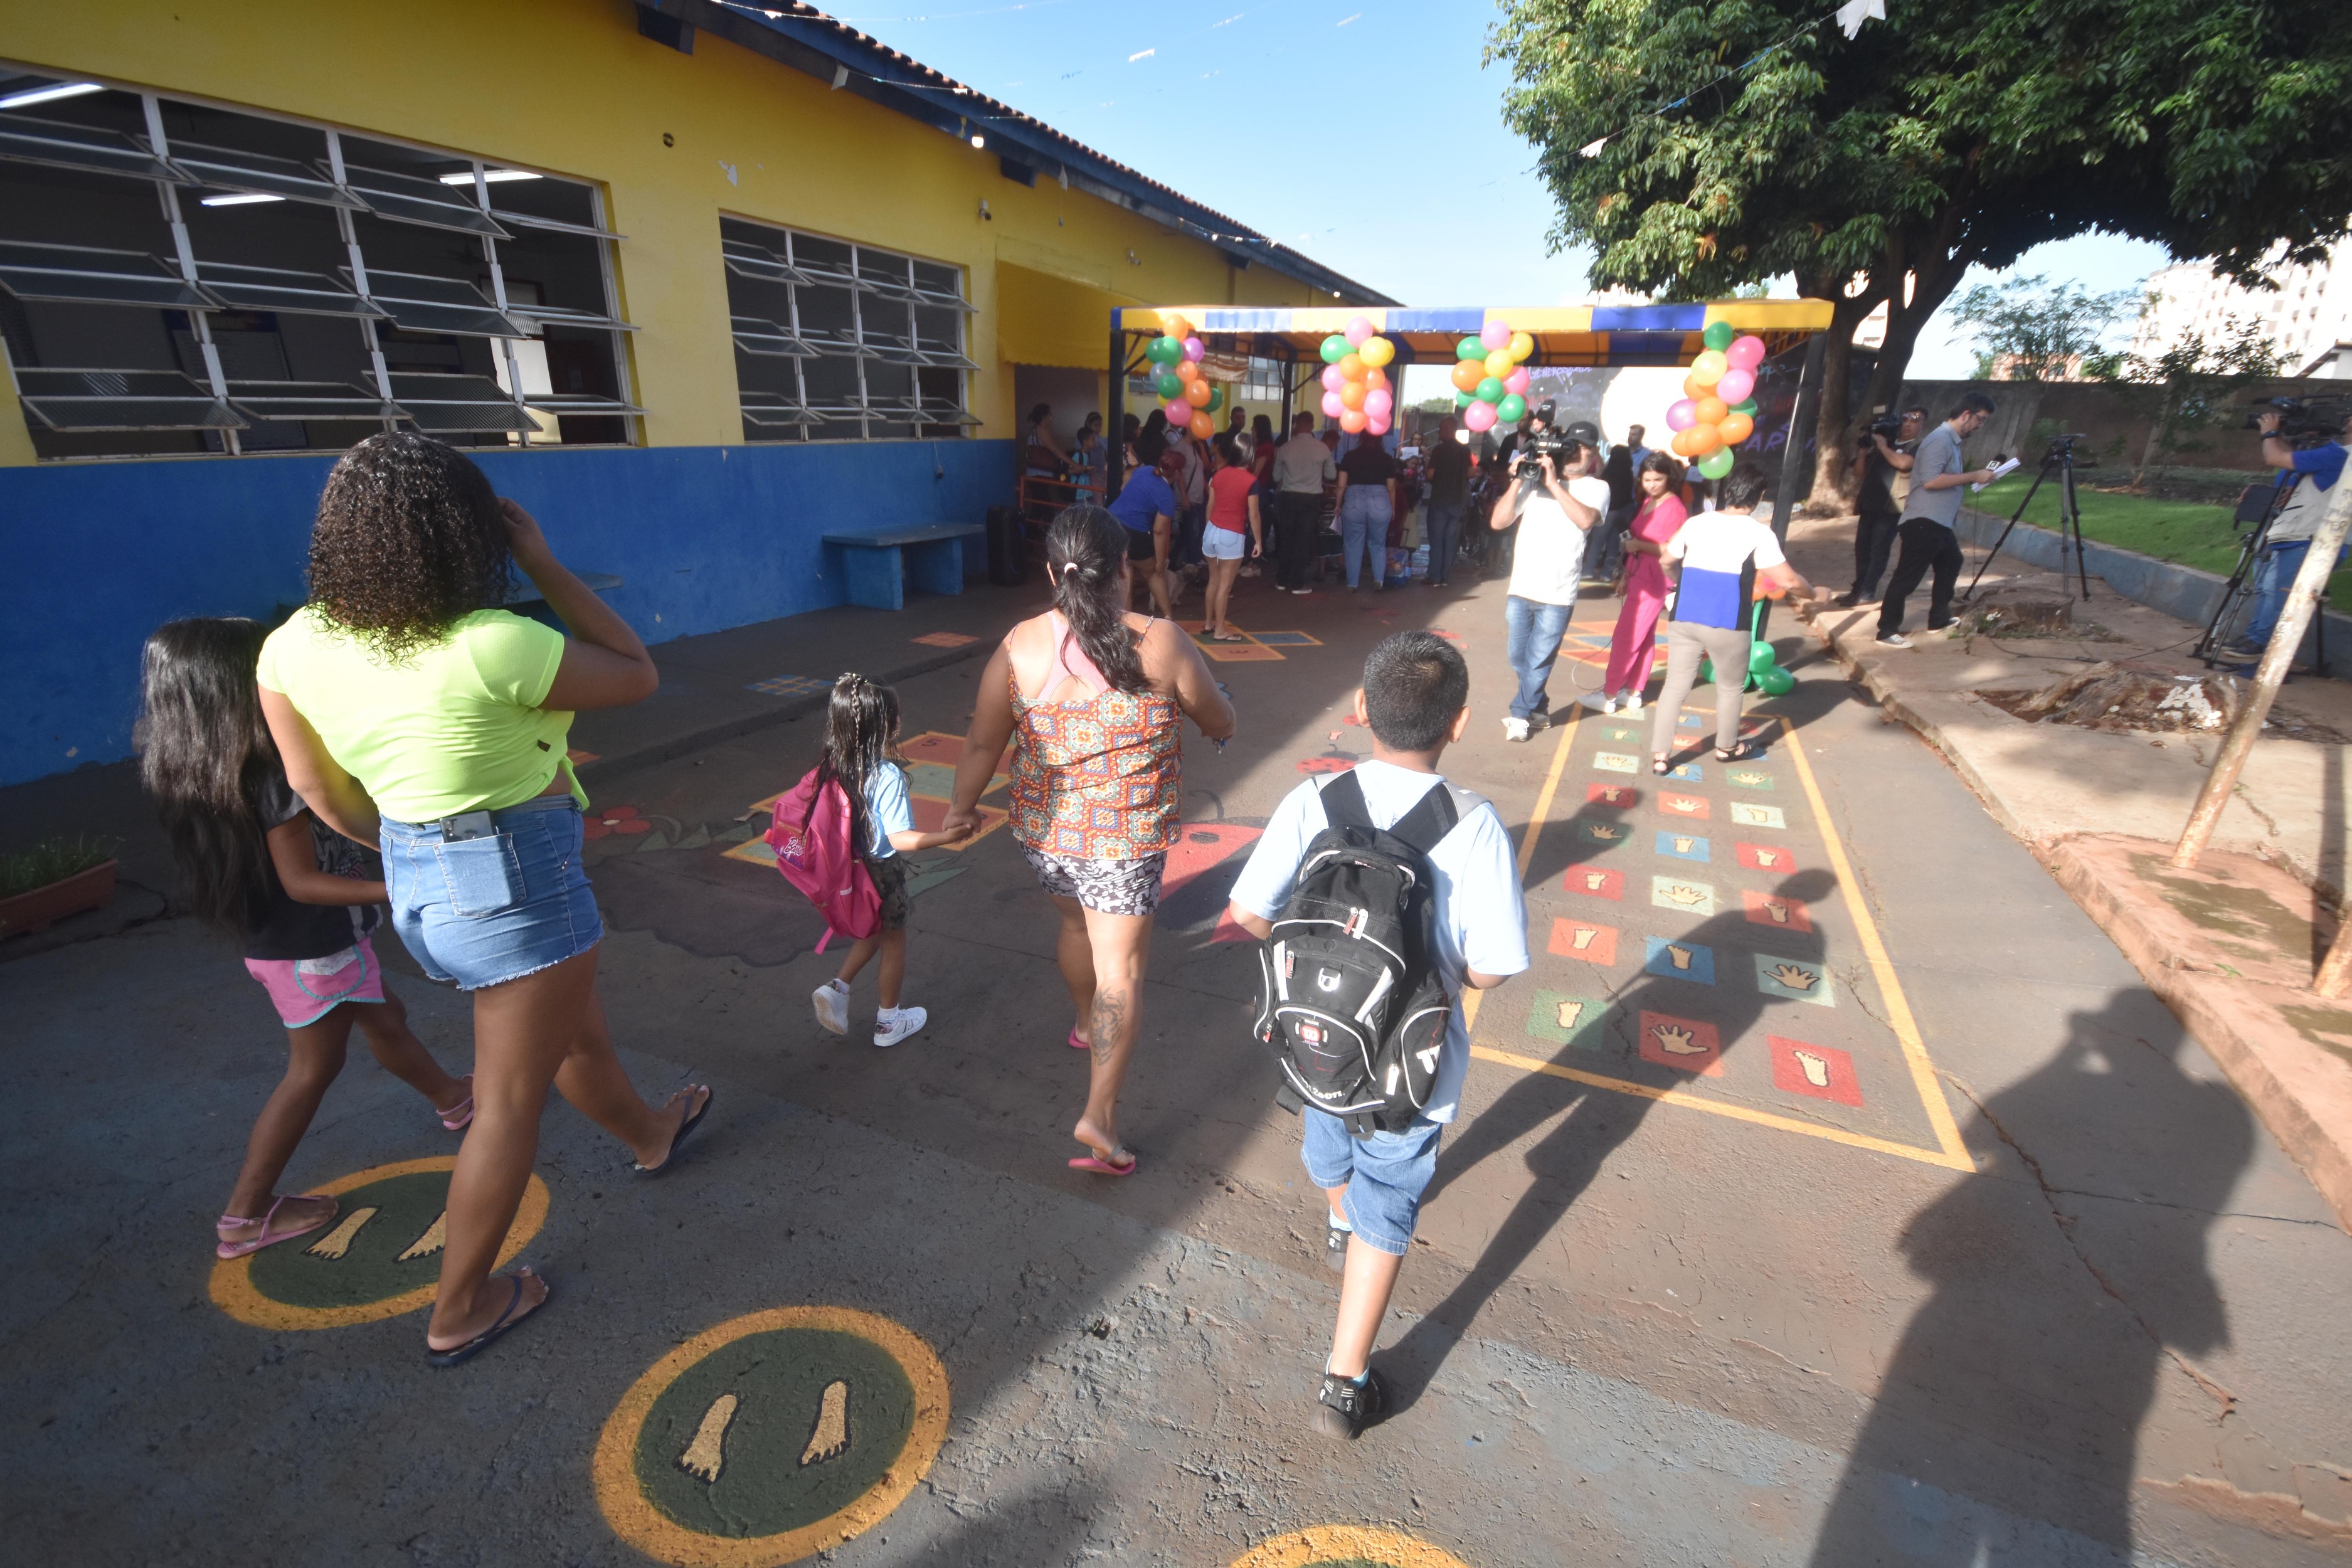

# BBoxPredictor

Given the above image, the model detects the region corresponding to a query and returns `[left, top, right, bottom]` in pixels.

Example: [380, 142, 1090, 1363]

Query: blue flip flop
[425, 1270, 547, 1368]
[631, 1087, 713, 1177]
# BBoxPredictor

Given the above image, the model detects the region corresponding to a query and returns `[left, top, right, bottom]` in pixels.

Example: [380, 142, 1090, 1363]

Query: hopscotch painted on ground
[1468, 641, 1973, 1171]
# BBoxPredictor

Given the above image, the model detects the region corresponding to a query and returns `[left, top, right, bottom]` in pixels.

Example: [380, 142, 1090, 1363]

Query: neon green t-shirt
[257, 605, 584, 824]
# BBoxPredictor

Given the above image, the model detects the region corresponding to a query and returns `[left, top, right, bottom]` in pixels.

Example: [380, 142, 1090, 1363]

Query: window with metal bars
[0, 68, 637, 459]
[721, 215, 975, 444]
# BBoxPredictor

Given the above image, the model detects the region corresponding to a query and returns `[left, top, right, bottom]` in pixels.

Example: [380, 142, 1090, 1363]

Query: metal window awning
[506, 300, 638, 334]
[721, 240, 817, 287]
[913, 339, 980, 371]
[337, 163, 512, 237]
[490, 207, 624, 241]
[384, 373, 538, 432]
[856, 275, 925, 305]
[907, 400, 983, 426]
[0, 112, 184, 183]
[1111, 300, 1837, 369]
[800, 328, 869, 359]
[14, 368, 243, 431]
[173, 140, 364, 208]
[909, 283, 978, 313]
[0, 241, 220, 310]
[226, 379, 408, 423]
[740, 391, 827, 427]
[731, 315, 820, 358]
[200, 262, 383, 319]
[519, 390, 645, 417]
[857, 332, 928, 367]
[347, 269, 526, 337]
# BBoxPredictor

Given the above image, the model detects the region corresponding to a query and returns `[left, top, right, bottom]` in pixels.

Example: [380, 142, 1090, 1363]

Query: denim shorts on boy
[1301, 1108, 1442, 1257]
[244, 934, 388, 1028]
[381, 795, 601, 991]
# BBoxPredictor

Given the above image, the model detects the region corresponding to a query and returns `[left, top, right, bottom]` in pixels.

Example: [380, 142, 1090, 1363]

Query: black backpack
[1252, 768, 1466, 1137]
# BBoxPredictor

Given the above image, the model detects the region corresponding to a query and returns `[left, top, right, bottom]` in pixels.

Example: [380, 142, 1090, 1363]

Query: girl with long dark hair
[139, 617, 472, 1261]
[807, 672, 973, 1046]
[943, 506, 1235, 1176]
[257, 433, 711, 1365]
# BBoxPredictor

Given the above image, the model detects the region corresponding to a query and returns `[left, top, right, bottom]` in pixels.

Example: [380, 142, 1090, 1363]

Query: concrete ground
[5, 554, 2351, 1567]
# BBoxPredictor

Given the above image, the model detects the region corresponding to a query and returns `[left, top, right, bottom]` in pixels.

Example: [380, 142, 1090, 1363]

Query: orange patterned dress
[1008, 617, 1183, 860]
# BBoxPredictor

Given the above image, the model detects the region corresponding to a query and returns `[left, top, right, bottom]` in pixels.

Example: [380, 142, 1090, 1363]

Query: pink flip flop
[215, 1193, 338, 1260]
[437, 1074, 475, 1131]
[1067, 1029, 1091, 1052]
[1068, 1148, 1137, 1177]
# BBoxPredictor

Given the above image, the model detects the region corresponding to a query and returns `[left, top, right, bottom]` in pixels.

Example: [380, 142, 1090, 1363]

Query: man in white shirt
[1271, 411, 1337, 595]
[1486, 409, 1609, 740]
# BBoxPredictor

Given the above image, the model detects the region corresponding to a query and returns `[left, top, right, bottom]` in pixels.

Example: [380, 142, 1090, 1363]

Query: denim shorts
[381, 795, 601, 991]
[1202, 524, 1246, 560]
[1300, 1108, 1443, 1257]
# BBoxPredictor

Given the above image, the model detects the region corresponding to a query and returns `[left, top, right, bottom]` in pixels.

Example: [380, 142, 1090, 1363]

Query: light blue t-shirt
[864, 763, 914, 859]
[1229, 760, 1530, 1123]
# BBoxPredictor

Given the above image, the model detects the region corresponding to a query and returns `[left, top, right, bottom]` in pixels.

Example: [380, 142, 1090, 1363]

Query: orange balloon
[1338, 352, 1365, 380]
[1717, 411, 1754, 445]
[1339, 408, 1369, 433]
[1189, 410, 1214, 439]
[1175, 358, 1202, 383]
[1695, 396, 1729, 426]
[1668, 429, 1697, 457]
[1185, 378, 1212, 407]
[1683, 373, 1710, 401]
[1165, 315, 1192, 340]
[1451, 361, 1485, 393]
[1340, 379, 1367, 410]
[1685, 424, 1722, 456]
[1366, 367, 1389, 390]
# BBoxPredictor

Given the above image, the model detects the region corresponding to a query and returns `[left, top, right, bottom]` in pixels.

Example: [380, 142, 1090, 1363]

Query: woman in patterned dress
[945, 507, 1236, 1175]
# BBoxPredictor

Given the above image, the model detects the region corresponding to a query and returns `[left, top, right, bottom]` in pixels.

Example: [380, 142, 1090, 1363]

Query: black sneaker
[1324, 1217, 1351, 1273]
[1832, 590, 1863, 607]
[1315, 1366, 1389, 1439]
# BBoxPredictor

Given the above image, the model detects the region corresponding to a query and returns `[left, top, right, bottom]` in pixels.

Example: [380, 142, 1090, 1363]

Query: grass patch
[0, 835, 117, 900]
[1969, 474, 2352, 613]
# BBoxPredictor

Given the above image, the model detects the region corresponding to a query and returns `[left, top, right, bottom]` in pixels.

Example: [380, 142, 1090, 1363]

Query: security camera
[979, 199, 992, 221]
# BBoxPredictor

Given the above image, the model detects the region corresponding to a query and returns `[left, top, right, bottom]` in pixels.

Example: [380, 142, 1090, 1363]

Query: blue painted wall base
[0, 439, 1015, 786]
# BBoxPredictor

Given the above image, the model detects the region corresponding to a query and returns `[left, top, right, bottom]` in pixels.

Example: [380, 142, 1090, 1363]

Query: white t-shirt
[1662, 508, 1786, 573]
[1229, 760, 1530, 1124]
[1508, 473, 1612, 605]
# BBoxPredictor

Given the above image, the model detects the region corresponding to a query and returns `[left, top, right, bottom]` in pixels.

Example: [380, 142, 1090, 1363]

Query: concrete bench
[503, 571, 622, 633]
[822, 522, 984, 611]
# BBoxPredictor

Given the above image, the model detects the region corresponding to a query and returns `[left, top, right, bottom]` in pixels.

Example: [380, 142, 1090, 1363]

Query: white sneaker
[1503, 717, 1531, 743]
[1601, 694, 1620, 715]
[812, 979, 849, 1036]
[873, 1005, 928, 1048]
[1624, 691, 1645, 714]
[1876, 633, 1913, 649]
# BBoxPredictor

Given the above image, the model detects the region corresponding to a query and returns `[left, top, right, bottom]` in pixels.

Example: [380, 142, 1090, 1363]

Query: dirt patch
[1980, 662, 2250, 733]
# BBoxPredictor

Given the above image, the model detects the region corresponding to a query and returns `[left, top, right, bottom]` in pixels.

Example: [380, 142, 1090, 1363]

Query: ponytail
[1042, 506, 1150, 694]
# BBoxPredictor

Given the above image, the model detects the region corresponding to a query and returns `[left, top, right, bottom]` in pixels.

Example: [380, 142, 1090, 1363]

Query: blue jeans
[1504, 594, 1574, 721]
[1424, 500, 1463, 583]
[381, 795, 601, 990]
[2242, 539, 2311, 648]
[1300, 1108, 1442, 1257]
[1339, 489, 1391, 588]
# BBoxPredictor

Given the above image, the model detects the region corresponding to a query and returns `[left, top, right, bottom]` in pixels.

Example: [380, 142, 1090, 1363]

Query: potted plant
[0, 835, 120, 939]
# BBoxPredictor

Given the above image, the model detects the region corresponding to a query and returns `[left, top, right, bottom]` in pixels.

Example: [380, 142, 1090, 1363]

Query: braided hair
[810, 672, 903, 850]
[1043, 506, 1150, 694]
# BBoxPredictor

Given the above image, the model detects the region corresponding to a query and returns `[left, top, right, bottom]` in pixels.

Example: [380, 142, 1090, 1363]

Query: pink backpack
[763, 766, 881, 952]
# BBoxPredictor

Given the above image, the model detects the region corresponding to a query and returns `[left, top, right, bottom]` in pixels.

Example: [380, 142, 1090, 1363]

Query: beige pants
[1649, 620, 1751, 757]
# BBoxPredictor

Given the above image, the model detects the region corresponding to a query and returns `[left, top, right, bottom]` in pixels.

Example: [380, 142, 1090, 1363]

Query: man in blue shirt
[1106, 445, 1180, 618]
[2234, 406, 2352, 656]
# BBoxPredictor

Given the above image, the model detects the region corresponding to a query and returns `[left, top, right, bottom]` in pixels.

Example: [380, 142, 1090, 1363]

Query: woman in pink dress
[1601, 453, 1688, 714]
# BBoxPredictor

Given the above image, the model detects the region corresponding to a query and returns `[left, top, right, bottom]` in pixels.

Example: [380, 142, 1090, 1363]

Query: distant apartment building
[2131, 241, 2352, 379]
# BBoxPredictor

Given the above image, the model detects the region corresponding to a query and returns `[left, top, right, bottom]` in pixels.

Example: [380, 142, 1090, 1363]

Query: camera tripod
[2195, 479, 2329, 673]
[1962, 438, 2092, 603]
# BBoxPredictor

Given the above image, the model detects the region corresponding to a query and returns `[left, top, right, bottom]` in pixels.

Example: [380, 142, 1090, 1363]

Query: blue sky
[819, 0, 2173, 376]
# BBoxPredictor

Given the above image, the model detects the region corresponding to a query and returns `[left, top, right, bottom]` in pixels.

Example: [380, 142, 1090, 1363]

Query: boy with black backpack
[1225, 630, 1528, 1439]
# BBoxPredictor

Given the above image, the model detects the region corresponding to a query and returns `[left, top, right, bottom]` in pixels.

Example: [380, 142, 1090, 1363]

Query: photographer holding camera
[1836, 405, 1924, 607]
[1487, 402, 1608, 740]
[2228, 405, 2352, 657]
[1877, 392, 2000, 648]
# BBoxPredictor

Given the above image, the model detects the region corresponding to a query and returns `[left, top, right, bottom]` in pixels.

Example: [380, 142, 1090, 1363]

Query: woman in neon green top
[259, 435, 711, 1366]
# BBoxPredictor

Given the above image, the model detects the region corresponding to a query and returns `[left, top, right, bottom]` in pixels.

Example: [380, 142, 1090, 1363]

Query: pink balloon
[1345, 315, 1375, 346]
[1480, 320, 1511, 351]
[1322, 390, 1346, 420]
[1463, 400, 1498, 433]
[1714, 367, 1756, 405]
[1665, 398, 1698, 432]
[1164, 400, 1191, 422]
[1366, 414, 1391, 437]
[1727, 334, 1767, 369]
[1183, 336, 1205, 362]
[1503, 367, 1530, 396]
[1322, 364, 1347, 393]
[1364, 388, 1394, 418]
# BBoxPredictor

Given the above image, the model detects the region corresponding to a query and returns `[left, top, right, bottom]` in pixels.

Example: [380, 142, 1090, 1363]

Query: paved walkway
[4, 563, 2350, 1567]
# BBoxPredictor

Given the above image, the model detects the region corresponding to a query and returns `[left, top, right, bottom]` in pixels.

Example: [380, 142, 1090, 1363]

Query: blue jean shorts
[380, 795, 601, 991]
[1300, 1108, 1443, 1257]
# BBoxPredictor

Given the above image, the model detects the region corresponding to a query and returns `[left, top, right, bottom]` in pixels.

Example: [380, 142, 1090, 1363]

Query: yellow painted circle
[593, 1305, 951, 1567]
[1231, 1525, 1475, 1568]
[207, 1156, 550, 1330]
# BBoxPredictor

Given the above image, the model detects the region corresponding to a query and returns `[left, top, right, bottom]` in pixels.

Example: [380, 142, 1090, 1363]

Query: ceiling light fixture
[437, 169, 541, 185]
[0, 81, 103, 110]
[199, 192, 284, 206]
[969, 133, 985, 148]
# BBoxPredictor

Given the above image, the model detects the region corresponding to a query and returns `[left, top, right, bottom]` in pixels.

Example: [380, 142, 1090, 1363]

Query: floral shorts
[864, 854, 911, 930]
[1019, 845, 1168, 916]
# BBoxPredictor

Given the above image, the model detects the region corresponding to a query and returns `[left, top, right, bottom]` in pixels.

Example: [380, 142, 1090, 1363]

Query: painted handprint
[1663, 944, 1694, 971]
[1659, 882, 1708, 907]
[1651, 1022, 1706, 1056]
[1768, 963, 1820, 991]
[1590, 824, 1623, 842]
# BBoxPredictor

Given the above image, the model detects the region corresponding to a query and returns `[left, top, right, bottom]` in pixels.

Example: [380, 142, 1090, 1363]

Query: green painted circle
[633, 1328, 916, 1539]
[245, 1171, 451, 1308]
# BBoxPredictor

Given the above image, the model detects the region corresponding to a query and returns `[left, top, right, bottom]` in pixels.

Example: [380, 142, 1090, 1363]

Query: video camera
[1866, 413, 1907, 439]
[2045, 430, 2096, 466]
[2245, 396, 2352, 445]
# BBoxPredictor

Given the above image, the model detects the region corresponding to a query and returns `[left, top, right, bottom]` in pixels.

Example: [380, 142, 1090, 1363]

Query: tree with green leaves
[1948, 275, 2139, 381]
[1488, 0, 2352, 498]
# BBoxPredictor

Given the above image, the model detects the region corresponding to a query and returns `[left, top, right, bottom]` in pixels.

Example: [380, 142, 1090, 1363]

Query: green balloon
[1702, 320, 1735, 352]
[1458, 336, 1488, 361]
[1698, 657, 1714, 685]
[1758, 665, 1795, 696]
[1153, 371, 1182, 400]
[1747, 639, 1779, 674]
[1731, 398, 1757, 416]
[1206, 386, 1224, 412]
[1495, 393, 1527, 424]
[1475, 376, 1506, 403]
[1454, 391, 1475, 410]
[1698, 447, 1735, 479]
[1320, 334, 1350, 364]
[1148, 335, 1183, 364]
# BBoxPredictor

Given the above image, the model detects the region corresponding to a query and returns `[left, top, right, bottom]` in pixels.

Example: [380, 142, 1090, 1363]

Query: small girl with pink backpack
[768, 674, 970, 1047]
